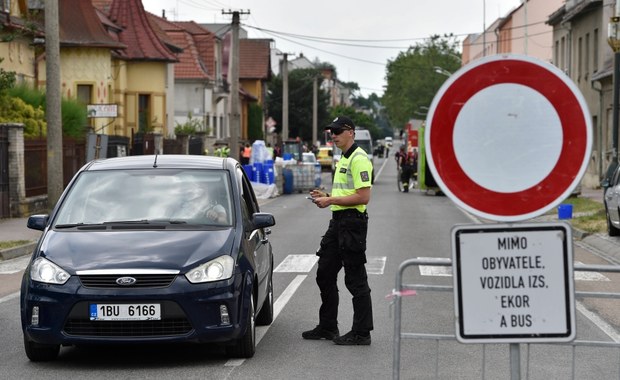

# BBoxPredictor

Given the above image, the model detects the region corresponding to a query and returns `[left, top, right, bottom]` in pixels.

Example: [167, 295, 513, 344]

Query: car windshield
[54, 169, 234, 227]
[356, 141, 372, 155]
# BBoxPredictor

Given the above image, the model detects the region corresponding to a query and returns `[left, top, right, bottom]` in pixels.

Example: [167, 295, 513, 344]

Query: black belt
[332, 209, 368, 220]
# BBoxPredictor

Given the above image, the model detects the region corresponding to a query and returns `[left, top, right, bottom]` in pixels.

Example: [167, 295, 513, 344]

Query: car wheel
[606, 207, 620, 237]
[24, 335, 60, 362]
[256, 272, 274, 326]
[226, 295, 256, 358]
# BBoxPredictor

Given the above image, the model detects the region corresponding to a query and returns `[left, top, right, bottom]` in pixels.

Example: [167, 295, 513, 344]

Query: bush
[174, 112, 207, 136]
[0, 95, 46, 138]
[5, 84, 87, 139]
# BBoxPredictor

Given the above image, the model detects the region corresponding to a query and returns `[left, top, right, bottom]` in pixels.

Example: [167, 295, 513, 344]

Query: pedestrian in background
[303, 116, 374, 346]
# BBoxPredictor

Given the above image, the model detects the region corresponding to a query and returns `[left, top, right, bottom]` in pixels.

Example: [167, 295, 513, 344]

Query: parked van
[332, 128, 375, 183]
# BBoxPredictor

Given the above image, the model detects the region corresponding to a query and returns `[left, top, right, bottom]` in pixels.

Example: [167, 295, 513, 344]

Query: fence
[24, 138, 86, 197]
[0, 126, 8, 218]
[392, 257, 620, 379]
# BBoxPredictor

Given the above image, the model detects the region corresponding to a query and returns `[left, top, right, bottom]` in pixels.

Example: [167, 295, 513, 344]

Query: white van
[331, 128, 375, 182]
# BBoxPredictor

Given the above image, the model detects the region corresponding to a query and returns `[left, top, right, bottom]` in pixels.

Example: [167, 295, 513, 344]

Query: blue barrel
[253, 162, 263, 184]
[265, 165, 275, 184]
[283, 168, 294, 194]
[283, 153, 293, 160]
[242, 164, 254, 181]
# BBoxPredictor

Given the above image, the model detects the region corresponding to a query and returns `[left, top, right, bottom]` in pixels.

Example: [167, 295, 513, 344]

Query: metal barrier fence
[392, 257, 620, 380]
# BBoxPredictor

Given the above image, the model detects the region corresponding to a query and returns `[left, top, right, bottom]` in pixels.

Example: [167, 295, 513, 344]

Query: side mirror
[251, 212, 276, 230]
[27, 214, 49, 231]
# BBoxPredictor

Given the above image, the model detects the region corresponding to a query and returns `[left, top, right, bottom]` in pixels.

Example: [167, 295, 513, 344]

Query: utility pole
[45, 0, 63, 210]
[606, 8, 620, 185]
[281, 53, 289, 141]
[312, 76, 318, 147]
[222, 9, 249, 161]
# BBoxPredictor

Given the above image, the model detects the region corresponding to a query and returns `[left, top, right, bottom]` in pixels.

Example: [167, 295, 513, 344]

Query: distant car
[385, 136, 393, 147]
[302, 152, 317, 164]
[604, 163, 620, 236]
[316, 147, 333, 169]
[20, 155, 276, 361]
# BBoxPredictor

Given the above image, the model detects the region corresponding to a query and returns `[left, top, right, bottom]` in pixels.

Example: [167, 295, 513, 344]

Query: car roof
[84, 155, 234, 171]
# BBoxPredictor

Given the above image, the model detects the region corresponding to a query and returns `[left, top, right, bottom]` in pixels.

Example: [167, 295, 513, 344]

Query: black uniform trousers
[316, 209, 374, 333]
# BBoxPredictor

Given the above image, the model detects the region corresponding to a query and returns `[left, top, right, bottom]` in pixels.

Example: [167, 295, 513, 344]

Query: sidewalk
[0, 217, 41, 260]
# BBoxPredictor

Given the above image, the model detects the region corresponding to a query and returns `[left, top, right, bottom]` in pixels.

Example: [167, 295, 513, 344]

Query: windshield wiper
[102, 220, 150, 225]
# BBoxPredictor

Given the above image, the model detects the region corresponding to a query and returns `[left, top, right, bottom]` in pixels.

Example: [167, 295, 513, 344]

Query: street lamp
[433, 66, 452, 77]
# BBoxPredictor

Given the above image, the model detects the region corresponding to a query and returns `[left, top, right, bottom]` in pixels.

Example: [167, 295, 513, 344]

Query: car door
[607, 166, 620, 224]
[238, 168, 271, 302]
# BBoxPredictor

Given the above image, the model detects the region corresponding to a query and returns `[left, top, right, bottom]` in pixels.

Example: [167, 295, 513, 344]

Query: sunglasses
[330, 127, 351, 136]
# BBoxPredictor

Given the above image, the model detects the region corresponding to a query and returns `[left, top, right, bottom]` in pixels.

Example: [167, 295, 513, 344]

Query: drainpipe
[591, 80, 604, 182]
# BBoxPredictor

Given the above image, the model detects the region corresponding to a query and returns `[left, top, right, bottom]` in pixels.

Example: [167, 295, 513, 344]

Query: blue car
[20, 155, 276, 361]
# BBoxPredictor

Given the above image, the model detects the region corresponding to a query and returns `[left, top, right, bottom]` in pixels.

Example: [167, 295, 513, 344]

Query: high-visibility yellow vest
[331, 145, 373, 213]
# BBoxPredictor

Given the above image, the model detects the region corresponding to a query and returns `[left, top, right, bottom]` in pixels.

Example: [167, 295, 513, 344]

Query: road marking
[367, 256, 387, 275]
[0, 292, 19, 304]
[274, 255, 318, 273]
[225, 274, 306, 367]
[574, 261, 609, 281]
[0, 256, 30, 274]
[418, 257, 453, 276]
[576, 301, 620, 342]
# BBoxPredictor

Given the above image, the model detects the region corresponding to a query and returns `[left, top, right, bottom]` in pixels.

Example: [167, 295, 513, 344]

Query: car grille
[63, 319, 192, 336]
[79, 274, 178, 288]
[63, 301, 193, 337]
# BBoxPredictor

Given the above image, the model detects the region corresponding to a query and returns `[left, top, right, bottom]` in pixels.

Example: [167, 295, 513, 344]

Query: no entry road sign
[426, 54, 592, 221]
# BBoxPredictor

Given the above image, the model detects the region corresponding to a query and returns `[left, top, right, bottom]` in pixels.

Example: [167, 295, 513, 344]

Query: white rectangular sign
[452, 222, 575, 343]
[87, 104, 118, 118]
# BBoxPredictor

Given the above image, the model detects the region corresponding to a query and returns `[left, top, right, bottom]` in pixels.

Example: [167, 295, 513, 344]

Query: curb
[0, 242, 36, 261]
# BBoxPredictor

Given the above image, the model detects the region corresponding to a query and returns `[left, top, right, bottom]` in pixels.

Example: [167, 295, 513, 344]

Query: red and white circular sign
[426, 54, 592, 222]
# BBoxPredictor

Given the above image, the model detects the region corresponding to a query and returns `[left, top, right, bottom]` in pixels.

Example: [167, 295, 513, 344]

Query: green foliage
[383, 34, 462, 129]
[61, 98, 88, 138]
[174, 112, 207, 135]
[0, 59, 16, 94]
[329, 105, 380, 141]
[5, 84, 87, 139]
[265, 68, 331, 142]
[248, 103, 264, 140]
[0, 96, 46, 138]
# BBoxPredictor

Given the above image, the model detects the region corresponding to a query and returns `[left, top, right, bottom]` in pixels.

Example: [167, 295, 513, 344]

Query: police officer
[302, 116, 374, 345]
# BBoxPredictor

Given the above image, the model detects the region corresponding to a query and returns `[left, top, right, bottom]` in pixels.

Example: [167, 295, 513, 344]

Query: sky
[142, 0, 524, 97]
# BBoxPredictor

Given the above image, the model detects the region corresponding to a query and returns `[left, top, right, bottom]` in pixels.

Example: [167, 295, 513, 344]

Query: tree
[382, 34, 461, 130]
[329, 105, 380, 141]
[265, 68, 330, 142]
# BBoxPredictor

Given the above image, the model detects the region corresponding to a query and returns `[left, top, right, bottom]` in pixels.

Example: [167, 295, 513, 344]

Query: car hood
[37, 228, 236, 272]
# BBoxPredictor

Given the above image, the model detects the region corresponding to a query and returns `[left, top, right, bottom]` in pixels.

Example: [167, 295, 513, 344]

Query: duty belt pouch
[338, 218, 368, 265]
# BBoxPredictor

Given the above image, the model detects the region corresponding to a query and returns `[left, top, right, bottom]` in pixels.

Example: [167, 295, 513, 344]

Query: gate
[0, 126, 8, 218]
[392, 257, 620, 379]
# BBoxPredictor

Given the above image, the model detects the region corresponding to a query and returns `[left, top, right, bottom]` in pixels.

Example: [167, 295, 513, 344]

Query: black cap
[325, 116, 355, 132]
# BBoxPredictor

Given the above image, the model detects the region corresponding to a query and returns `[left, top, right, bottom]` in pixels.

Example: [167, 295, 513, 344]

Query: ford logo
[116, 276, 137, 286]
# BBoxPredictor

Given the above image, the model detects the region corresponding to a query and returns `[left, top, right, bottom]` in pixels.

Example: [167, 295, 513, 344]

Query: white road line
[574, 261, 609, 281]
[576, 301, 620, 342]
[225, 274, 306, 367]
[367, 256, 387, 275]
[0, 292, 19, 304]
[274, 255, 318, 273]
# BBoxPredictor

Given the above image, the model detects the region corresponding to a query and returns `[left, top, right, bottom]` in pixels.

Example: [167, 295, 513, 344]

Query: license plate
[89, 303, 161, 321]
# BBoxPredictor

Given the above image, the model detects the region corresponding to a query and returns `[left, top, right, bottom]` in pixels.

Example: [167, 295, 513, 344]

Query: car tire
[226, 295, 256, 358]
[256, 271, 274, 326]
[24, 335, 60, 362]
[606, 207, 620, 237]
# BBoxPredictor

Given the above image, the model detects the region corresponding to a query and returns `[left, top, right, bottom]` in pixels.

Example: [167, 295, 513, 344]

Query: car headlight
[185, 255, 234, 283]
[30, 257, 70, 285]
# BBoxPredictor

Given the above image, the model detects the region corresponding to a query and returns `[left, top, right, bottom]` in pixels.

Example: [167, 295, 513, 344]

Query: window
[138, 94, 151, 133]
[77, 85, 92, 105]
[585, 33, 590, 76]
[594, 28, 599, 72]
[2, 0, 10, 12]
[578, 37, 582, 80]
